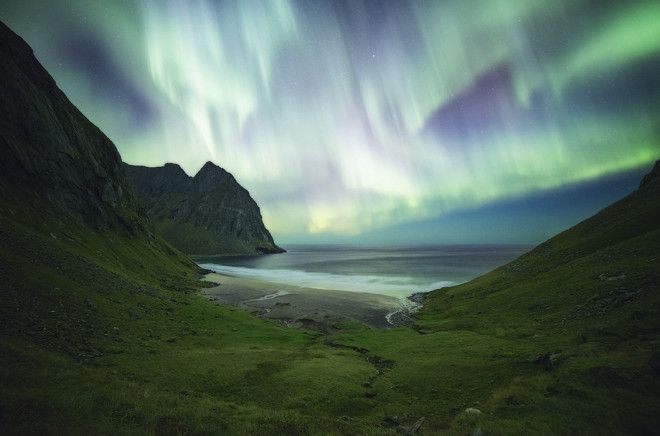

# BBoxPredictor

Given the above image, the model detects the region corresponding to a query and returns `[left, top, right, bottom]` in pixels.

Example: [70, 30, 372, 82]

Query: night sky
[1, 0, 659, 244]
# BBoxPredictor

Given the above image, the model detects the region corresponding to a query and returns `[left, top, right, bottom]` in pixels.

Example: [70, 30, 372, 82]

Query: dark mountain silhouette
[124, 162, 284, 255]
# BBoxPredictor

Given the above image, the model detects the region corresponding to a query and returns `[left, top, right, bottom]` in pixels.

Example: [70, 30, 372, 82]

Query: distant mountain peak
[200, 160, 218, 170]
[199, 160, 224, 172]
[195, 160, 232, 178]
[163, 162, 184, 170]
[124, 162, 284, 255]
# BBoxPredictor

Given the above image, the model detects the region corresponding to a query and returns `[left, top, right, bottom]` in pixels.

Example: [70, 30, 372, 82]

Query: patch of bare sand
[202, 273, 402, 329]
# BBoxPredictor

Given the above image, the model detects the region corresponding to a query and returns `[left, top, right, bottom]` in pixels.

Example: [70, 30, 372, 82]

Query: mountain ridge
[0, 17, 200, 364]
[0, 21, 145, 232]
[124, 161, 284, 255]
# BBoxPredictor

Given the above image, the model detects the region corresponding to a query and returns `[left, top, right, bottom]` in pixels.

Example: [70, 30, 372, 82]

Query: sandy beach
[202, 272, 406, 329]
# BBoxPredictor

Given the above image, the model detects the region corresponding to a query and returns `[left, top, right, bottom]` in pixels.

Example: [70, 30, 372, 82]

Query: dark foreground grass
[0, 194, 392, 434]
[1, 174, 659, 434]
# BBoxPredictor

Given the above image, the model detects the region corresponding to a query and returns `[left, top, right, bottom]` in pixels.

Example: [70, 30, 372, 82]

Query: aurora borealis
[1, 0, 659, 243]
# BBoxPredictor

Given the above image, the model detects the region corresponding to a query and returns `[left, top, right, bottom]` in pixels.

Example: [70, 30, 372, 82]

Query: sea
[196, 244, 532, 299]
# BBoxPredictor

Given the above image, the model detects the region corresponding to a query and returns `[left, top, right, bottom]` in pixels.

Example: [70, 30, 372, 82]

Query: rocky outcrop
[0, 18, 281, 254]
[0, 21, 143, 232]
[124, 161, 284, 255]
[640, 160, 660, 188]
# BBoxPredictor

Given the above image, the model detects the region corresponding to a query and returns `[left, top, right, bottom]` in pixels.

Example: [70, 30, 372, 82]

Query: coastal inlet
[196, 244, 529, 328]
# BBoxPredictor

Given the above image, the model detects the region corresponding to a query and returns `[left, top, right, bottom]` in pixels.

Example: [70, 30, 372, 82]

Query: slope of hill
[332, 160, 660, 433]
[419, 159, 659, 332]
[124, 162, 284, 255]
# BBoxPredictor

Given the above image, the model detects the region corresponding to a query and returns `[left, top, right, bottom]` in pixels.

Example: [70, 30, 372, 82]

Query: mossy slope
[2, 164, 658, 434]
[332, 161, 660, 434]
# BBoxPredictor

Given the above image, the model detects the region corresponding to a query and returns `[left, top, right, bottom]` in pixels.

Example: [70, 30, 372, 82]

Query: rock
[396, 417, 425, 435]
[123, 161, 285, 255]
[464, 408, 482, 415]
[598, 273, 626, 281]
[0, 21, 145, 232]
[410, 417, 425, 433]
[534, 352, 562, 371]
[254, 308, 272, 317]
[408, 292, 428, 304]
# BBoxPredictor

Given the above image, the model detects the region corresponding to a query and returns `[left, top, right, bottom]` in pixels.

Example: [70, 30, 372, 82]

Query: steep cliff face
[0, 19, 199, 359]
[0, 21, 142, 231]
[124, 162, 284, 255]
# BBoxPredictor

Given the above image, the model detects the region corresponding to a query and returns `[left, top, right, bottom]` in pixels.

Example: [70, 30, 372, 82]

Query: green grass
[328, 176, 660, 433]
[1, 177, 659, 434]
[0, 193, 388, 434]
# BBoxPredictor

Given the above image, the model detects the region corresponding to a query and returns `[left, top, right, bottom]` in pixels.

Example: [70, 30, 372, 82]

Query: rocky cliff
[0, 21, 143, 232]
[124, 162, 284, 255]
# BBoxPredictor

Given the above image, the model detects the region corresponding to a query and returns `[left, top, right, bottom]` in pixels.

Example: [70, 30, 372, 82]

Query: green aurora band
[1, 0, 659, 241]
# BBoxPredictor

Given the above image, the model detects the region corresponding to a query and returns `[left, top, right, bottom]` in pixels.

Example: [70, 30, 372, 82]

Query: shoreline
[201, 272, 415, 329]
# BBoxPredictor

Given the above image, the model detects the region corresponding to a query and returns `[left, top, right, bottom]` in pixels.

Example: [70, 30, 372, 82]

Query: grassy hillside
[330, 166, 660, 434]
[2, 164, 658, 435]
[0, 191, 378, 434]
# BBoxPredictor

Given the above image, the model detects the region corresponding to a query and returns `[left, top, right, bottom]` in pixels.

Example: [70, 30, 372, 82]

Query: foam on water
[200, 263, 453, 298]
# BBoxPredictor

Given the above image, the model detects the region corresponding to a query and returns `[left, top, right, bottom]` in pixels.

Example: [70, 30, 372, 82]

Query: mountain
[124, 162, 284, 255]
[0, 21, 144, 232]
[0, 18, 199, 365]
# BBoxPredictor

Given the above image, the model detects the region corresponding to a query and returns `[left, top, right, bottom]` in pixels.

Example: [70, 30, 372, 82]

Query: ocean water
[197, 244, 531, 298]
